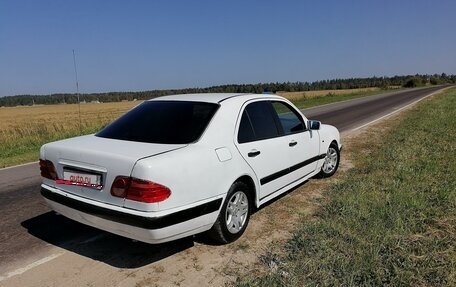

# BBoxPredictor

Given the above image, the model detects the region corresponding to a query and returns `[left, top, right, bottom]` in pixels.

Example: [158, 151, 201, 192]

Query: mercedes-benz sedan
[40, 93, 341, 244]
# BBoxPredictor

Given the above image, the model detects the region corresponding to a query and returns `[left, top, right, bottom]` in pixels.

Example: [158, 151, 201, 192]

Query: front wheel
[318, 143, 340, 178]
[208, 182, 251, 244]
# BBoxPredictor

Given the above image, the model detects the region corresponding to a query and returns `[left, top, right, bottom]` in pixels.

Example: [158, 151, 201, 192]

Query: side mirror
[308, 120, 321, 130]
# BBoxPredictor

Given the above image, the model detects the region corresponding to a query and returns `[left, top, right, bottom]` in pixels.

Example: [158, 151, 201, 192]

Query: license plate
[63, 171, 101, 186]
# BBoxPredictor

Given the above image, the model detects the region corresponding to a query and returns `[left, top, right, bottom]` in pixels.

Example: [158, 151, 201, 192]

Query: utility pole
[72, 49, 82, 134]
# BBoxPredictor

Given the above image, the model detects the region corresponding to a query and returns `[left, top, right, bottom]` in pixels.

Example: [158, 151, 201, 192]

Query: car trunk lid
[42, 134, 186, 206]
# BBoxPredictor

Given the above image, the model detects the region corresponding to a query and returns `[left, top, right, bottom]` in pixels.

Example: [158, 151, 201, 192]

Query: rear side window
[237, 101, 279, 143]
[238, 111, 256, 143]
[96, 101, 219, 144]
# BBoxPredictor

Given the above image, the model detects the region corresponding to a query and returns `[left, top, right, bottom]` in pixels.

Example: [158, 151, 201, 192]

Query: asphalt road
[0, 85, 449, 274]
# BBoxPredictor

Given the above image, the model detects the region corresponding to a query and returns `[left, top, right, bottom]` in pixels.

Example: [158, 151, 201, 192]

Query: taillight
[110, 176, 171, 203]
[127, 178, 171, 203]
[111, 176, 130, 197]
[39, 159, 58, 180]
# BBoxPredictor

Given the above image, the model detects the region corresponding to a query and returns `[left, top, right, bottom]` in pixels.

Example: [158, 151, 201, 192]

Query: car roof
[148, 93, 282, 104]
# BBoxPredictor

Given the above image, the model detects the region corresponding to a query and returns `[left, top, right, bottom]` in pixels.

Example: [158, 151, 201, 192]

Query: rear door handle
[248, 150, 261, 157]
[289, 140, 297, 147]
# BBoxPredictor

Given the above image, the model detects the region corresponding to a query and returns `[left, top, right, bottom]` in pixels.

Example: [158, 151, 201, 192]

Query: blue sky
[1, 0, 455, 96]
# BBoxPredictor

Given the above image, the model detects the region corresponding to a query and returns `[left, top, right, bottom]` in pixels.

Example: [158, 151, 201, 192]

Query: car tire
[318, 142, 340, 178]
[208, 182, 251, 244]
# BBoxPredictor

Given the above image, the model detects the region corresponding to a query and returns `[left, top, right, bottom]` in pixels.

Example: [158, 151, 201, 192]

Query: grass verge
[235, 88, 456, 286]
[281, 87, 398, 109]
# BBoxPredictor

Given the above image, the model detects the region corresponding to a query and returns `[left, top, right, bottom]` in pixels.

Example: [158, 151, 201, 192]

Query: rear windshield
[96, 101, 219, 144]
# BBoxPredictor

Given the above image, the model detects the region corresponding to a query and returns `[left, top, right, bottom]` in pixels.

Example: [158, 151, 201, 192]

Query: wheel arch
[234, 175, 257, 209]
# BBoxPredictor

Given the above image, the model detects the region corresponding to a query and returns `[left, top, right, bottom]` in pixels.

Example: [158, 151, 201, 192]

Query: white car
[40, 93, 341, 244]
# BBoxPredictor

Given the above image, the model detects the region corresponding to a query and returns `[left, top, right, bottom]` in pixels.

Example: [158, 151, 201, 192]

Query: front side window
[96, 101, 219, 144]
[271, 102, 305, 135]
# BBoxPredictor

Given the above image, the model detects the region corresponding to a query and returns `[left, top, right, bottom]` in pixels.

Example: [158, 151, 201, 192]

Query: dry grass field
[0, 101, 139, 167]
[0, 87, 390, 168]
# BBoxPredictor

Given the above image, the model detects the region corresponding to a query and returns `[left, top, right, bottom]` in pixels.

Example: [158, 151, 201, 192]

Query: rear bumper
[41, 185, 222, 244]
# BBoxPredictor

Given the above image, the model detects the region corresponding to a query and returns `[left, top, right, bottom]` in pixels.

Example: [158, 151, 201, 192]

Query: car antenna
[72, 49, 82, 135]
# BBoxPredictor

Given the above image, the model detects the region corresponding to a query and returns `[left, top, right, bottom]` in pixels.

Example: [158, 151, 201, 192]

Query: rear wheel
[208, 182, 251, 244]
[318, 143, 340, 178]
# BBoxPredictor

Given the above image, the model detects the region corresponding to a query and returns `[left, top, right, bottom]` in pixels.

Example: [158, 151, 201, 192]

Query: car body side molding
[260, 154, 326, 186]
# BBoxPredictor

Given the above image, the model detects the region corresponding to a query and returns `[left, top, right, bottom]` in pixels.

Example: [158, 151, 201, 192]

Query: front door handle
[248, 150, 261, 157]
[289, 140, 297, 147]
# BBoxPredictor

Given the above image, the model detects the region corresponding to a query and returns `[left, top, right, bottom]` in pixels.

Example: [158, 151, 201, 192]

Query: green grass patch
[235, 88, 456, 286]
[290, 89, 395, 109]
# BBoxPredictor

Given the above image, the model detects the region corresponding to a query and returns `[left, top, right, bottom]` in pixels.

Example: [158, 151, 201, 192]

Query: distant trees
[403, 77, 426, 88]
[1, 73, 454, 107]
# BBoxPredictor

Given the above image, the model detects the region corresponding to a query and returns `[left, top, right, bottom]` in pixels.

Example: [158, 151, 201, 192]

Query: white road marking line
[0, 253, 63, 282]
[0, 161, 39, 171]
[352, 88, 447, 132]
[0, 233, 104, 282]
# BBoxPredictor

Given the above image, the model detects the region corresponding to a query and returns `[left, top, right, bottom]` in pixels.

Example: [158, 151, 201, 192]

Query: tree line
[1, 73, 454, 107]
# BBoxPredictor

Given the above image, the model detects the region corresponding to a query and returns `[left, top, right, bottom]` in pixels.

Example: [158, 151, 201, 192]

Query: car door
[270, 101, 320, 181]
[235, 100, 292, 200]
